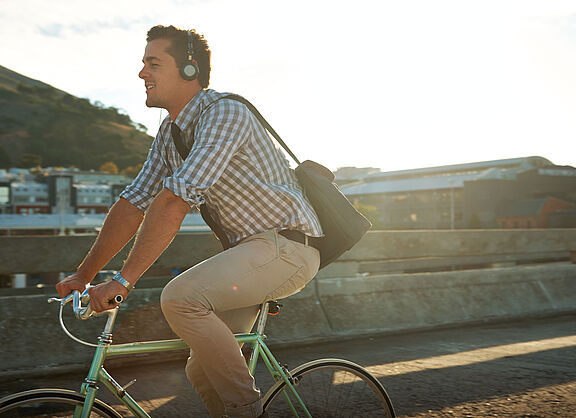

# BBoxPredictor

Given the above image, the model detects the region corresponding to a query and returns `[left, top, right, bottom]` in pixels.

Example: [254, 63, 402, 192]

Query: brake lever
[47, 292, 75, 305]
[48, 288, 124, 320]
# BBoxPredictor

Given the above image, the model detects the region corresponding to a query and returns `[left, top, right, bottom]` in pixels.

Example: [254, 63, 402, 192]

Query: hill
[0, 65, 153, 171]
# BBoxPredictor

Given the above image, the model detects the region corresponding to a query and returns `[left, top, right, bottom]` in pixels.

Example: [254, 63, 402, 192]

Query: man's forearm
[77, 197, 145, 280]
[120, 189, 190, 285]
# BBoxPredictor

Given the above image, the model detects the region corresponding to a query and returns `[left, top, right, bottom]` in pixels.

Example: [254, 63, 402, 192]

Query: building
[334, 167, 381, 185]
[0, 169, 132, 234]
[1, 170, 129, 215]
[340, 156, 576, 230]
[463, 163, 576, 228]
[0, 181, 9, 214]
[73, 184, 114, 214]
[0, 169, 209, 236]
[10, 182, 51, 214]
[497, 197, 576, 229]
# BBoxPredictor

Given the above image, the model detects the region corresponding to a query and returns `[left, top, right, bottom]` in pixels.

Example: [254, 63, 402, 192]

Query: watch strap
[112, 272, 134, 292]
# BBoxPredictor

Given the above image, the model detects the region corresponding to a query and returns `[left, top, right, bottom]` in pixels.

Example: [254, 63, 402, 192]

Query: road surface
[1, 313, 574, 417]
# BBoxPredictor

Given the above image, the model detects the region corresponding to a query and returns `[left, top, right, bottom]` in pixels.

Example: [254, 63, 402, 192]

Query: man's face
[138, 38, 186, 111]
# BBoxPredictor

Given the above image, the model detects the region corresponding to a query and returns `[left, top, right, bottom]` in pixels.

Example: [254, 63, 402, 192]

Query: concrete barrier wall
[315, 264, 576, 336]
[1, 262, 574, 377]
[2, 229, 576, 275]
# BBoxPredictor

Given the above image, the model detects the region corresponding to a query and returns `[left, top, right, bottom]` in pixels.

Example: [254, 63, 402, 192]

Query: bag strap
[170, 123, 190, 161]
[170, 122, 232, 249]
[169, 94, 301, 166]
[220, 94, 301, 165]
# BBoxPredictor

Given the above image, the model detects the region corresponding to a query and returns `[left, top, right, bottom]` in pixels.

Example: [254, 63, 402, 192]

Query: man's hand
[87, 280, 128, 313]
[55, 272, 92, 298]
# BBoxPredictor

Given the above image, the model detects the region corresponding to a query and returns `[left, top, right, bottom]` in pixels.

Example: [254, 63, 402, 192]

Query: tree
[0, 147, 12, 168]
[121, 164, 143, 178]
[99, 161, 119, 174]
[19, 153, 42, 168]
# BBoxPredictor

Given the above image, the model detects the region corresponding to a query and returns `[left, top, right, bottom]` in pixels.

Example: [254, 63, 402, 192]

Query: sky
[2, 0, 576, 172]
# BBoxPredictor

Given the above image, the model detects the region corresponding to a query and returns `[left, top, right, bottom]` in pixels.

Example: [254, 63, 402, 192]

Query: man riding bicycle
[56, 25, 322, 418]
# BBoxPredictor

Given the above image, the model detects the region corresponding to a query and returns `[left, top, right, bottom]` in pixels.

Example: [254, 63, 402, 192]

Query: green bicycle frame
[74, 304, 311, 418]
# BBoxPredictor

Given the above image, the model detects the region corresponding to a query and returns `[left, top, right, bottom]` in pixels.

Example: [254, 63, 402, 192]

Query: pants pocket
[264, 264, 307, 301]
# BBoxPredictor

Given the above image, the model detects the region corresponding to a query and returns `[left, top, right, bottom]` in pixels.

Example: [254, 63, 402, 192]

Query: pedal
[114, 379, 136, 398]
[122, 379, 137, 391]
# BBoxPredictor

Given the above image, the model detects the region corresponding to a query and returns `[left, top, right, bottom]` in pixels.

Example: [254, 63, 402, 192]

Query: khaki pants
[161, 230, 320, 417]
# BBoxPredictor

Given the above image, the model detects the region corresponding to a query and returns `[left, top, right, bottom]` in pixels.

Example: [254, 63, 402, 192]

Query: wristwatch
[112, 272, 134, 292]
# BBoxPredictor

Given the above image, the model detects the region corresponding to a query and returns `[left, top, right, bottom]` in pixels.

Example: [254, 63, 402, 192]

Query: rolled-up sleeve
[120, 130, 170, 211]
[162, 100, 252, 206]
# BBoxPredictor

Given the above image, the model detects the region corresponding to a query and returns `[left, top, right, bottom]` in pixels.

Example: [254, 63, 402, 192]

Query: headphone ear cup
[180, 61, 200, 81]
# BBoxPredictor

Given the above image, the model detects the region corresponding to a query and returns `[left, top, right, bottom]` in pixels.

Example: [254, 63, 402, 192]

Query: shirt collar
[173, 89, 213, 132]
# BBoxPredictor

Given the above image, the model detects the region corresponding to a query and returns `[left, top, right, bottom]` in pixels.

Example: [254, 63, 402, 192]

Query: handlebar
[48, 287, 123, 320]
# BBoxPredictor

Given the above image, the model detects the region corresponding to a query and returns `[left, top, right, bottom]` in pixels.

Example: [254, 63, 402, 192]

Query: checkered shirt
[120, 89, 323, 245]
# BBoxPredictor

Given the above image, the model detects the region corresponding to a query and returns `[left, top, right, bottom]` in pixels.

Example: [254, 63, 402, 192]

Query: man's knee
[160, 275, 212, 317]
[160, 279, 180, 315]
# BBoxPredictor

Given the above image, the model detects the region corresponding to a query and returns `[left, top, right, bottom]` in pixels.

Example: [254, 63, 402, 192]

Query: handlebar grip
[48, 290, 124, 320]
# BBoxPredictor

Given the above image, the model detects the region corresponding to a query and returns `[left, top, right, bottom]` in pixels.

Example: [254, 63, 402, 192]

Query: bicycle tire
[0, 388, 121, 417]
[262, 358, 395, 417]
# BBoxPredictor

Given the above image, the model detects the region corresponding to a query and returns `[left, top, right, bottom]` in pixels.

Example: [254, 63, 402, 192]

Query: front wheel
[262, 358, 395, 417]
[0, 388, 121, 417]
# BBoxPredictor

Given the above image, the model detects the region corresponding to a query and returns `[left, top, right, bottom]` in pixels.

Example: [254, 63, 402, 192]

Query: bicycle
[0, 287, 395, 417]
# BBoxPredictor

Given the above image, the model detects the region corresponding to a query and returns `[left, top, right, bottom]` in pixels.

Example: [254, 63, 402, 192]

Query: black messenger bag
[293, 160, 372, 269]
[172, 94, 372, 269]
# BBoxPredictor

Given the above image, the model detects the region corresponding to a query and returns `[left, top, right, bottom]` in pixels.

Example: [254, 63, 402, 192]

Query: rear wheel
[0, 388, 121, 417]
[263, 358, 395, 417]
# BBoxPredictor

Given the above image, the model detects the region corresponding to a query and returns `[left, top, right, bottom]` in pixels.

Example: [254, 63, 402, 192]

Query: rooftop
[340, 156, 557, 197]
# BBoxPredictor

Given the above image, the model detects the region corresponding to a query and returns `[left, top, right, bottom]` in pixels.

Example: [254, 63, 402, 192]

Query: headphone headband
[180, 30, 199, 81]
[186, 30, 195, 61]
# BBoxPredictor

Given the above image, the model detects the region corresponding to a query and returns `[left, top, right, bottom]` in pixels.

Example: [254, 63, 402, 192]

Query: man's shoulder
[199, 90, 250, 117]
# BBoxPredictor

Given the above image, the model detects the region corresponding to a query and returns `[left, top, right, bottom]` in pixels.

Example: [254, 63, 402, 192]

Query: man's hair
[146, 25, 211, 88]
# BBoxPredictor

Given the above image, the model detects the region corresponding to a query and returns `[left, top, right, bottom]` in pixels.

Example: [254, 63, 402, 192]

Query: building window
[0, 187, 8, 204]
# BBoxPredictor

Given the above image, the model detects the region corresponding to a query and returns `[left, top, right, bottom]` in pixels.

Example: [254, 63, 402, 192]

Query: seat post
[255, 301, 270, 335]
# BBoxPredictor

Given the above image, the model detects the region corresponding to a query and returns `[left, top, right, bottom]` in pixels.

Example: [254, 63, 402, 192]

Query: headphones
[180, 30, 200, 81]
